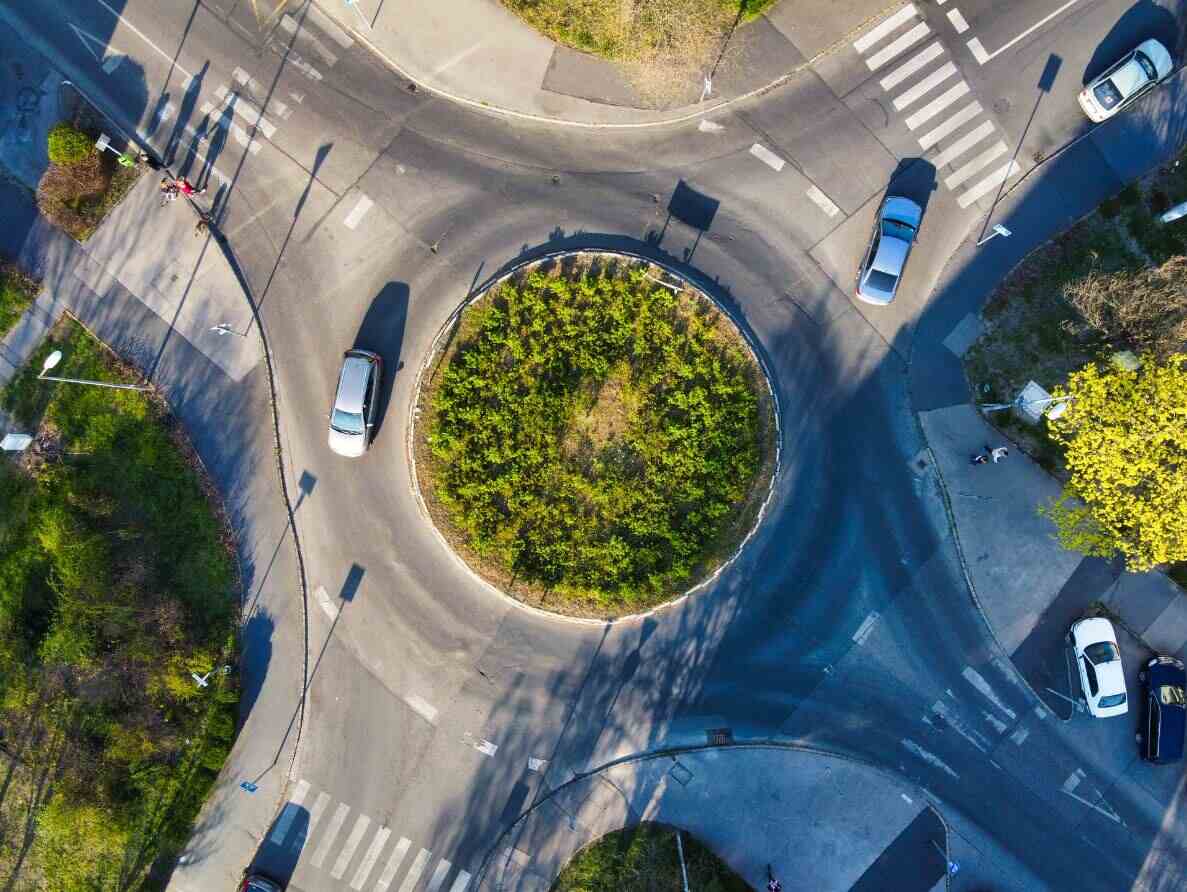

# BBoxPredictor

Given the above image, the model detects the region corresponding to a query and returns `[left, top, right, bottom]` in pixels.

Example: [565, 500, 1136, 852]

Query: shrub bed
[0, 260, 39, 338]
[417, 257, 775, 617]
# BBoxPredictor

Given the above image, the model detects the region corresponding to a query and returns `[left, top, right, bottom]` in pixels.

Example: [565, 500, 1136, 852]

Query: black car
[239, 874, 283, 892]
[1138, 655, 1186, 764]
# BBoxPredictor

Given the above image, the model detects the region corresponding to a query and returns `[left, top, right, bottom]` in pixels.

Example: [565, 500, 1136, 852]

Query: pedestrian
[159, 177, 179, 205]
[194, 217, 209, 238]
[970, 452, 989, 466]
[138, 151, 162, 171]
[989, 444, 1009, 463]
[174, 177, 206, 196]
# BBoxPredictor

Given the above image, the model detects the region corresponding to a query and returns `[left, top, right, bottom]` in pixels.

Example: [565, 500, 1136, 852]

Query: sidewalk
[309, 0, 899, 125]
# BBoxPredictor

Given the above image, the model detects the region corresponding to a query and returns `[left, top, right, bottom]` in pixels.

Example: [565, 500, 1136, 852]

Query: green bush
[47, 121, 95, 166]
[426, 263, 764, 610]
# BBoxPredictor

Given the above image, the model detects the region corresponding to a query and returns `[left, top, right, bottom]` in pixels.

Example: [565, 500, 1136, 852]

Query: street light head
[42, 350, 63, 372]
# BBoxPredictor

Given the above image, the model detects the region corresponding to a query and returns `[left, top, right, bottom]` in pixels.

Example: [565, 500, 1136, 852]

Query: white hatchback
[1078, 39, 1173, 123]
[1072, 617, 1129, 717]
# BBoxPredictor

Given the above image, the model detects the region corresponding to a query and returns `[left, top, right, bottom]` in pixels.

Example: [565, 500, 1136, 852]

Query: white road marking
[805, 185, 840, 217]
[1010, 726, 1030, 745]
[917, 101, 982, 149]
[213, 85, 277, 139]
[290, 779, 311, 807]
[945, 141, 1008, 188]
[698, 119, 725, 133]
[449, 871, 473, 892]
[1062, 769, 1083, 793]
[957, 160, 1020, 208]
[350, 826, 390, 890]
[280, 14, 339, 66]
[102, 53, 126, 74]
[376, 838, 412, 892]
[1035, 703, 1050, 720]
[343, 195, 374, 229]
[68, 23, 122, 70]
[853, 5, 919, 53]
[962, 667, 1018, 719]
[947, 9, 970, 33]
[198, 100, 263, 154]
[463, 732, 499, 757]
[307, 791, 331, 835]
[749, 143, 786, 171]
[306, 3, 357, 48]
[901, 739, 960, 779]
[931, 700, 989, 752]
[426, 859, 453, 892]
[904, 80, 970, 129]
[314, 585, 338, 619]
[893, 61, 958, 110]
[880, 41, 946, 91]
[528, 757, 549, 772]
[901, 793, 913, 804]
[1061, 770, 1123, 824]
[852, 612, 879, 644]
[966, 0, 1081, 65]
[312, 802, 351, 867]
[931, 120, 996, 167]
[982, 710, 1007, 733]
[404, 693, 439, 724]
[92, 0, 195, 78]
[432, 42, 487, 76]
[399, 848, 433, 892]
[331, 814, 372, 879]
[865, 23, 931, 71]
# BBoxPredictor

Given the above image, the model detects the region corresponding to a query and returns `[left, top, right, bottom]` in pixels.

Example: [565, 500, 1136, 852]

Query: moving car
[1138, 655, 1186, 763]
[328, 349, 382, 458]
[855, 196, 923, 306]
[1071, 617, 1128, 717]
[1078, 38, 1173, 122]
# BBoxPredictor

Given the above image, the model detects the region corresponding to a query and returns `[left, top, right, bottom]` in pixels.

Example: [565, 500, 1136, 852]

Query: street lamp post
[979, 393, 1073, 419]
[39, 350, 151, 391]
[976, 223, 1012, 246]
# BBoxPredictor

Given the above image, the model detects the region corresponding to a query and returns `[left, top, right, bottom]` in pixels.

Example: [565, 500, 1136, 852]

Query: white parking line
[805, 185, 840, 217]
[449, 871, 473, 892]
[426, 859, 453, 892]
[749, 143, 786, 171]
[343, 195, 374, 229]
[965, 0, 1081, 65]
[399, 848, 433, 892]
[931, 120, 996, 167]
[904, 80, 970, 129]
[893, 61, 957, 110]
[376, 838, 412, 892]
[865, 23, 931, 71]
[880, 41, 946, 91]
[947, 9, 970, 34]
[945, 141, 1008, 188]
[917, 101, 982, 149]
[312, 802, 350, 867]
[957, 160, 1019, 208]
[331, 814, 372, 879]
[350, 826, 390, 890]
[853, 5, 919, 53]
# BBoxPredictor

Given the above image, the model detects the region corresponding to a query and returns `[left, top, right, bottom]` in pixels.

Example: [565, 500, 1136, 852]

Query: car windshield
[1093, 78, 1124, 109]
[1099, 692, 1127, 708]
[1135, 51, 1157, 80]
[881, 218, 916, 239]
[1159, 685, 1186, 706]
[865, 269, 898, 293]
[1084, 641, 1120, 664]
[331, 407, 364, 435]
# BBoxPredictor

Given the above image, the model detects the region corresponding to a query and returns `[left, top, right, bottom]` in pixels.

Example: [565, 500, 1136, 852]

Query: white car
[1072, 617, 1128, 717]
[855, 195, 923, 306]
[327, 349, 382, 458]
[1078, 38, 1173, 123]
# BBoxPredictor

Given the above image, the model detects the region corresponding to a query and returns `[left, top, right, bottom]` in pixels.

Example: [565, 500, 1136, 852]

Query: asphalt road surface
[4, 0, 1187, 889]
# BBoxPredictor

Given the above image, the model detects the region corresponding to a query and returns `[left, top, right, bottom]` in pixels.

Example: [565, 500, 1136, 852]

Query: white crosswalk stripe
[426, 858, 453, 892]
[916, 101, 982, 150]
[312, 802, 351, 868]
[880, 41, 945, 91]
[893, 61, 957, 110]
[449, 870, 473, 892]
[399, 849, 433, 892]
[945, 141, 1009, 188]
[377, 837, 413, 891]
[865, 22, 931, 70]
[853, 4, 919, 52]
[904, 80, 969, 129]
[350, 826, 390, 890]
[930, 119, 996, 167]
[331, 814, 372, 879]
[957, 160, 1021, 208]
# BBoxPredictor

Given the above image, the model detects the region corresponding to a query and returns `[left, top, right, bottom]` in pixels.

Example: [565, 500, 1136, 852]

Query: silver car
[328, 349, 382, 458]
[856, 195, 923, 306]
[1078, 38, 1173, 123]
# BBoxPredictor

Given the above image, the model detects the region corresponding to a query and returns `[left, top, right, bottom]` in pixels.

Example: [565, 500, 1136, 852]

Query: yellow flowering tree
[1042, 355, 1187, 570]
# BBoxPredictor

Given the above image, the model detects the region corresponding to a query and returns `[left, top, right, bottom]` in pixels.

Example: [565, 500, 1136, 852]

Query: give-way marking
[966, 0, 1081, 64]
[1061, 769, 1123, 824]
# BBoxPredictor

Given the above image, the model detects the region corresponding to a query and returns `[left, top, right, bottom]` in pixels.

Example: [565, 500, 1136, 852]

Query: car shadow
[883, 157, 939, 218]
[245, 801, 309, 889]
[352, 281, 408, 442]
[1083, 1, 1181, 85]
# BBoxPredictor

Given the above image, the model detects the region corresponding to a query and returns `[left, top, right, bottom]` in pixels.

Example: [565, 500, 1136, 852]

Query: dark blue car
[1138, 656, 1186, 764]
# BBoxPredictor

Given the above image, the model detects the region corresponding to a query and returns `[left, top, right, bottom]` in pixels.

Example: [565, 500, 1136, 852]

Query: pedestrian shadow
[164, 61, 208, 166]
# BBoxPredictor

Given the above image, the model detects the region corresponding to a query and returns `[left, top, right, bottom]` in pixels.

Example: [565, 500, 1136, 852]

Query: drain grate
[706, 727, 734, 746]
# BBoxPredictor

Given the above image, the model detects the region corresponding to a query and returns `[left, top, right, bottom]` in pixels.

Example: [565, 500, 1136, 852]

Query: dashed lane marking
[342, 195, 374, 229]
[376, 837, 412, 892]
[350, 826, 390, 890]
[852, 612, 879, 644]
[947, 9, 970, 33]
[880, 41, 945, 91]
[805, 185, 840, 217]
[901, 739, 960, 779]
[853, 5, 919, 53]
[749, 143, 786, 171]
[865, 22, 931, 71]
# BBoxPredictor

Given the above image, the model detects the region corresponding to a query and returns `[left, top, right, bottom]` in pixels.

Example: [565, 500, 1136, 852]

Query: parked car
[1071, 617, 1128, 717]
[1078, 38, 1173, 122]
[239, 874, 283, 892]
[1138, 655, 1186, 763]
[328, 349, 382, 458]
[855, 196, 924, 306]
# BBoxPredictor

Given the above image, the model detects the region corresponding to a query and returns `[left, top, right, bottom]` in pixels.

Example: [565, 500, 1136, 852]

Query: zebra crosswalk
[852, 4, 1019, 209]
[271, 779, 472, 892]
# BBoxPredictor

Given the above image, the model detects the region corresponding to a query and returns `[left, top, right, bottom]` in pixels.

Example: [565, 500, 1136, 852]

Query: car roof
[1109, 57, 1151, 98]
[1073, 616, 1117, 647]
[881, 195, 923, 228]
[1096, 659, 1127, 697]
[872, 236, 909, 275]
[336, 353, 373, 414]
[1136, 38, 1173, 77]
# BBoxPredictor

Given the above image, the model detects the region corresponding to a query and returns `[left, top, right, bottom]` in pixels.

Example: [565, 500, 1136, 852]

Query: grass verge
[0, 316, 238, 891]
[0, 261, 39, 338]
[551, 822, 751, 892]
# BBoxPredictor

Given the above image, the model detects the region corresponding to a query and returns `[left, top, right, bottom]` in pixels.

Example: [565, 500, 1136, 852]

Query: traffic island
[412, 253, 777, 620]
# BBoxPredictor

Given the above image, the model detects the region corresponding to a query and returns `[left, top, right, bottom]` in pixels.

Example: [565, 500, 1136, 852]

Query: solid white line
[343, 195, 374, 229]
[213, 85, 277, 139]
[866, 22, 931, 71]
[399, 849, 433, 892]
[967, 37, 990, 64]
[805, 185, 840, 218]
[853, 5, 919, 53]
[350, 826, 390, 890]
[312, 803, 351, 867]
[964, 668, 1017, 719]
[958, 160, 1020, 208]
[880, 41, 945, 91]
[307, 791, 331, 835]
[449, 871, 473, 892]
[893, 61, 957, 110]
[426, 859, 453, 892]
[404, 693, 439, 724]
[332, 814, 372, 879]
[947, 9, 970, 33]
[376, 838, 412, 892]
[931, 120, 996, 167]
[972, 0, 1081, 64]
[905, 80, 970, 129]
[749, 143, 786, 171]
[290, 779, 311, 807]
[917, 101, 982, 149]
[93, 0, 194, 79]
[945, 141, 1008, 188]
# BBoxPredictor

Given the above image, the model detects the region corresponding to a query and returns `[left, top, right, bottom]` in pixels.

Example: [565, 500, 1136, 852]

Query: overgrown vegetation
[551, 822, 751, 892]
[420, 260, 772, 615]
[0, 318, 238, 891]
[501, 0, 775, 105]
[36, 117, 141, 242]
[0, 261, 39, 338]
